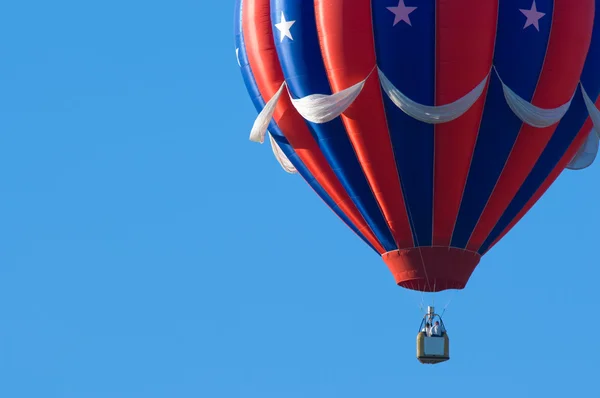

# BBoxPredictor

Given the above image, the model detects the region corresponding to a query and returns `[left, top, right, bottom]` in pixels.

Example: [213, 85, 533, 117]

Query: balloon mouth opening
[382, 247, 481, 293]
[397, 279, 466, 292]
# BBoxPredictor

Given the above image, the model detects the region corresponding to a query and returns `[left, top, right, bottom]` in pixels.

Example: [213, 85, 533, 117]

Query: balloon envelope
[235, 0, 600, 292]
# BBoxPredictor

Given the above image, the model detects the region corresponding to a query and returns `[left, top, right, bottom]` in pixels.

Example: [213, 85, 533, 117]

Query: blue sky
[1, 1, 599, 397]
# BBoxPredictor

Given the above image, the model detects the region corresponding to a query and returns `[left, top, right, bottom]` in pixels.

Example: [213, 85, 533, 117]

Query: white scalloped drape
[269, 133, 297, 174]
[567, 129, 599, 170]
[378, 67, 489, 124]
[249, 82, 286, 143]
[246, 65, 600, 173]
[496, 69, 574, 128]
[289, 77, 368, 124]
[581, 85, 600, 140]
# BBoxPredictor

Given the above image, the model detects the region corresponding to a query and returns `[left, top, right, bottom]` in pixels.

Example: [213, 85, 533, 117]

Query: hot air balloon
[234, 0, 600, 362]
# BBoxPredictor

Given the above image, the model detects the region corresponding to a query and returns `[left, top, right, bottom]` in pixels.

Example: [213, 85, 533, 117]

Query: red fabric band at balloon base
[382, 247, 481, 292]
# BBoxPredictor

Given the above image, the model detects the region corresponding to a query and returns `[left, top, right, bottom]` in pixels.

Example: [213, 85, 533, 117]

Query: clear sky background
[1, 1, 599, 397]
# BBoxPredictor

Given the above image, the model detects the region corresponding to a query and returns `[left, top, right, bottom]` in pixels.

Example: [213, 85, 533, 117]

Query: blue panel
[451, 0, 554, 248]
[269, 0, 398, 251]
[479, 6, 600, 255]
[234, 0, 379, 253]
[372, 0, 436, 246]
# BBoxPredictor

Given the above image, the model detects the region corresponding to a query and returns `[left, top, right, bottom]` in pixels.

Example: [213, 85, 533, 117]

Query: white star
[274, 12, 295, 42]
[387, 0, 417, 27]
[520, 1, 546, 31]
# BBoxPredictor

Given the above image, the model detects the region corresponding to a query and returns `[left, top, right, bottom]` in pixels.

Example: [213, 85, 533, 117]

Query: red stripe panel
[243, 0, 385, 254]
[486, 114, 597, 254]
[433, 0, 498, 246]
[466, 0, 595, 252]
[314, 0, 414, 249]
